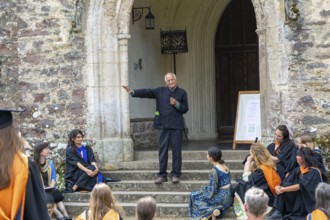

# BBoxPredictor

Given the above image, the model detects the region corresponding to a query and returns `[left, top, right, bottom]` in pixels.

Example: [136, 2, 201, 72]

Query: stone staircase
[63, 148, 248, 219]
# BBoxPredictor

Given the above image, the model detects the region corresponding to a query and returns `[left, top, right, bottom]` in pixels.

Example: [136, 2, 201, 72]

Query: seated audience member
[244, 187, 269, 220]
[307, 182, 330, 220]
[267, 125, 298, 180]
[64, 129, 103, 192]
[235, 143, 281, 207]
[136, 196, 157, 220]
[189, 147, 233, 219]
[0, 108, 50, 220]
[272, 147, 322, 219]
[34, 142, 71, 220]
[296, 135, 328, 182]
[76, 183, 124, 220]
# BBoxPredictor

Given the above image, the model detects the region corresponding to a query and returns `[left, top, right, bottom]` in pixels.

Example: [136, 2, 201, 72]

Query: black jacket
[133, 86, 188, 129]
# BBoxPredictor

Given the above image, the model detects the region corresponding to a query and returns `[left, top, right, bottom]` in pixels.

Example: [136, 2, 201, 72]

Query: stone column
[255, 27, 270, 143]
[118, 33, 133, 161]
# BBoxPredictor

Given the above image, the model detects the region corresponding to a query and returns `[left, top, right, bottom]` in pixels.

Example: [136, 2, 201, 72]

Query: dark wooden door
[215, 0, 259, 140]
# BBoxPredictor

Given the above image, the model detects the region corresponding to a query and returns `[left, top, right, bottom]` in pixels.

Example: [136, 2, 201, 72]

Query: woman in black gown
[267, 125, 298, 180]
[64, 129, 103, 192]
[273, 147, 322, 220]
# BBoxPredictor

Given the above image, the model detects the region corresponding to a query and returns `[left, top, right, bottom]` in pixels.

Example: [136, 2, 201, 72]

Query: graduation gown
[313, 152, 328, 183]
[65, 145, 98, 191]
[0, 153, 50, 220]
[267, 139, 298, 180]
[273, 166, 322, 220]
[235, 167, 280, 207]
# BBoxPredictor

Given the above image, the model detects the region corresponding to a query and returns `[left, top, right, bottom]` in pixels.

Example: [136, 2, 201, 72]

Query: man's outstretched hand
[122, 85, 132, 94]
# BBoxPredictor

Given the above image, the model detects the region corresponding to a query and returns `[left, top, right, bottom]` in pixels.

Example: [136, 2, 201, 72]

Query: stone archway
[83, 0, 287, 166]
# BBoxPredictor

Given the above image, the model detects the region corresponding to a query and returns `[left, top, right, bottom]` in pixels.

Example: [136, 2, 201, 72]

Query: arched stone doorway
[84, 0, 284, 165]
[215, 0, 260, 140]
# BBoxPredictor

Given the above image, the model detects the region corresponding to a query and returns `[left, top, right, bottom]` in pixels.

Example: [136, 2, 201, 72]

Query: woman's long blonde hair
[88, 183, 124, 220]
[250, 143, 276, 170]
[0, 124, 24, 189]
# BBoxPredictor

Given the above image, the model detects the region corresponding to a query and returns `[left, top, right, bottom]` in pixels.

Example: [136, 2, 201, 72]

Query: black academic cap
[0, 108, 25, 129]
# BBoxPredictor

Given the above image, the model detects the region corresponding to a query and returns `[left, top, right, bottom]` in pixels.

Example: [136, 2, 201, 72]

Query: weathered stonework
[130, 118, 157, 148]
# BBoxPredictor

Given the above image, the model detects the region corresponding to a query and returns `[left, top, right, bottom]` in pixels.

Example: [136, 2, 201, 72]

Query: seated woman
[235, 143, 281, 208]
[273, 147, 322, 219]
[34, 142, 71, 220]
[189, 147, 233, 219]
[267, 125, 298, 180]
[76, 182, 124, 220]
[296, 135, 328, 182]
[307, 182, 330, 220]
[64, 129, 103, 192]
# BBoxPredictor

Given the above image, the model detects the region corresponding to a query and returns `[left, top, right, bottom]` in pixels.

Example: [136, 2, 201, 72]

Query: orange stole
[307, 209, 328, 220]
[0, 153, 29, 220]
[260, 165, 281, 195]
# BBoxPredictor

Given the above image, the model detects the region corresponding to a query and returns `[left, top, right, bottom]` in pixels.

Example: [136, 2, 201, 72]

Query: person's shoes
[155, 176, 168, 184]
[171, 176, 180, 184]
[105, 177, 121, 182]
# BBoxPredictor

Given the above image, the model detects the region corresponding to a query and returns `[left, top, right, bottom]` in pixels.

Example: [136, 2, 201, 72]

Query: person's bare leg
[53, 206, 64, 218]
[57, 201, 70, 218]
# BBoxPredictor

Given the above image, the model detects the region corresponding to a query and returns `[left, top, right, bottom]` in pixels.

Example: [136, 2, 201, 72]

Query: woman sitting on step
[33, 142, 72, 220]
[76, 182, 124, 220]
[232, 143, 281, 220]
[189, 147, 233, 219]
[235, 143, 281, 208]
[64, 129, 104, 192]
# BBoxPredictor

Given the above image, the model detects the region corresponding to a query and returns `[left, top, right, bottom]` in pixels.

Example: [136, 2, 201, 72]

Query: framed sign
[233, 91, 261, 149]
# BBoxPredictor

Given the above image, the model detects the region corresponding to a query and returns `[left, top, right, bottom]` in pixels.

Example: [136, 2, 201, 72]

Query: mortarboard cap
[0, 108, 25, 129]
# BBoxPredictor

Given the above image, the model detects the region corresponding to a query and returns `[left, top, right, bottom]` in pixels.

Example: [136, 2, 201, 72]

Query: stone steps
[116, 159, 244, 170]
[104, 169, 243, 181]
[65, 201, 236, 218]
[63, 149, 248, 219]
[134, 150, 248, 161]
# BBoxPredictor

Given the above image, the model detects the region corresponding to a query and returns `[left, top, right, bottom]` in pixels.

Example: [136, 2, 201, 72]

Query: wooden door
[215, 0, 259, 140]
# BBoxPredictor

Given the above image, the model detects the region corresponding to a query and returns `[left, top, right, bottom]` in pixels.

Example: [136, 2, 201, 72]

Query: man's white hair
[164, 72, 176, 82]
[244, 187, 269, 217]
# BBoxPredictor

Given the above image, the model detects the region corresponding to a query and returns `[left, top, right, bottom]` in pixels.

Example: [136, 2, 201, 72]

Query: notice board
[233, 91, 261, 149]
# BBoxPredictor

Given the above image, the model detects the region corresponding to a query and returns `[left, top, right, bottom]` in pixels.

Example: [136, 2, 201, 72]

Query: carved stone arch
[250, 0, 266, 29]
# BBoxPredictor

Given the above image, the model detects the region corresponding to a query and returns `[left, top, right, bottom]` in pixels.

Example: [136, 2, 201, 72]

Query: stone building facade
[0, 0, 329, 168]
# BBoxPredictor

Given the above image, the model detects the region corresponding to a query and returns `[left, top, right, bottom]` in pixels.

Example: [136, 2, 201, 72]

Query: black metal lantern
[132, 6, 155, 30]
[160, 29, 188, 74]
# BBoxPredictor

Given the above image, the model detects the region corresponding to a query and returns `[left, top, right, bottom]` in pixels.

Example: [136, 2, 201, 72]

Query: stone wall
[284, 0, 330, 136]
[0, 0, 87, 143]
[130, 118, 157, 148]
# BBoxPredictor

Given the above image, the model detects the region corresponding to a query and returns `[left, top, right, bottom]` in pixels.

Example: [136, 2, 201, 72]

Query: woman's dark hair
[208, 147, 224, 164]
[276, 125, 289, 139]
[33, 142, 49, 171]
[67, 129, 84, 148]
[297, 147, 316, 168]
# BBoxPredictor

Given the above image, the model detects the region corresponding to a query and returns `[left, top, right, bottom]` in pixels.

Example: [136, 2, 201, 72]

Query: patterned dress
[189, 166, 233, 218]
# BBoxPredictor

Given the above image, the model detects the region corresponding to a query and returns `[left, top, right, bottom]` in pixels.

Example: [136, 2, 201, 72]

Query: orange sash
[0, 153, 29, 220]
[307, 209, 328, 220]
[260, 165, 281, 195]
